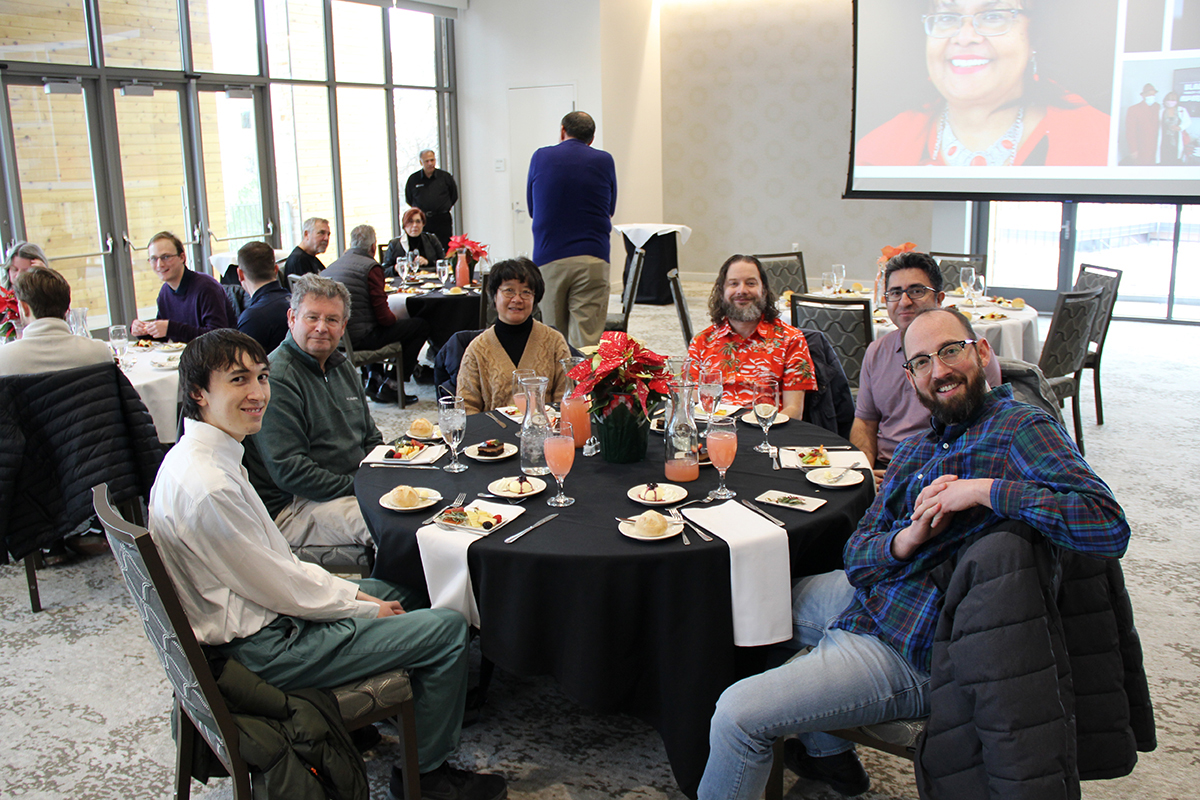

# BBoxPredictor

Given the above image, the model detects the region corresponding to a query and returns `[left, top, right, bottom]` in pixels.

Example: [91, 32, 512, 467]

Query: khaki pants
[538, 255, 610, 348]
[275, 496, 374, 547]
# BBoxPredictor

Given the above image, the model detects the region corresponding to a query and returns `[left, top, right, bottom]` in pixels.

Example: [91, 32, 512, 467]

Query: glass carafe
[664, 381, 700, 482]
[519, 375, 551, 475]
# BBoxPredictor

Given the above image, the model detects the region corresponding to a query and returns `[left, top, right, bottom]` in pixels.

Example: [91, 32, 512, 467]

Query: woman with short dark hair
[382, 207, 445, 274]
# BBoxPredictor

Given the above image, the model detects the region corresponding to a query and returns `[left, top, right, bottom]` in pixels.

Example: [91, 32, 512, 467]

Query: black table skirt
[623, 233, 677, 305]
[401, 289, 482, 354]
[356, 414, 874, 797]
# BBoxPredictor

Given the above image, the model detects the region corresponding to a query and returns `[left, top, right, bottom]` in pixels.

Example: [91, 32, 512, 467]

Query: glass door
[1075, 203, 1178, 320]
[4, 80, 116, 330]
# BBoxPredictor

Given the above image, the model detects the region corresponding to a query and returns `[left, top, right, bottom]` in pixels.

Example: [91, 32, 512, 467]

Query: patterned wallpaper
[659, 0, 933, 284]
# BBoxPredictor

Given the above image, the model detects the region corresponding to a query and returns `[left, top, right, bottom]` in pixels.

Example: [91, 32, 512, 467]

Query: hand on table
[416, 255, 428, 267]
[131, 319, 169, 339]
[358, 591, 406, 617]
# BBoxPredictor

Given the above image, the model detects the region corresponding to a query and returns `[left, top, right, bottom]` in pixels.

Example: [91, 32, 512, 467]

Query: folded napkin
[362, 443, 447, 466]
[778, 448, 867, 470]
[414, 499, 511, 628]
[683, 501, 792, 647]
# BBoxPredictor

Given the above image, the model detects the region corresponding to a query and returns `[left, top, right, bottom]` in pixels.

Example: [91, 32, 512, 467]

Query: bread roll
[386, 485, 422, 508]
[409, 417, 434, 437]
[633, 510, 669, 538]
[1012, 297, 1026, 310]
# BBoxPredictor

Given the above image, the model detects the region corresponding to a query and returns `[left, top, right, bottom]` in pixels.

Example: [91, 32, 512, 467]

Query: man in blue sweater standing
[526, 110, 617, 348]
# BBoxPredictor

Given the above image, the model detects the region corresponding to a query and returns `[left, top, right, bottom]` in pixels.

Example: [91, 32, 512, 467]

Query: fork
[667, 508, 692, 546]
[423, 491, 466, 525]
[770, 447, 781, 471]
[670, 505, 713, 542]
[829, 461, 862, 483]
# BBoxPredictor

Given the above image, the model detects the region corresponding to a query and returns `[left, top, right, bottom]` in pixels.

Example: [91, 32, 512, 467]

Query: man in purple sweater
[526, 110, 617, 348]
[131, 231, 236, 343]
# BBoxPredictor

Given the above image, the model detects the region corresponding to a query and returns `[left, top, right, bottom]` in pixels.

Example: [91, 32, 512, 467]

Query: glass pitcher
[67, 308, 90, 337]
[519, 375, 551, 475]
[559, 356, 592, 449]
[664, 380, 700, 482]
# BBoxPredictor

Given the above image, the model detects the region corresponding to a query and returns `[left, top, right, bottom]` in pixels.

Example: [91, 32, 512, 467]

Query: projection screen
[847, 0, 1200, 202]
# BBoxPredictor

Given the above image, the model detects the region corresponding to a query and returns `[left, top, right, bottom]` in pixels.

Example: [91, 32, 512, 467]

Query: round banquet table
[355, 413, 875, 796]
[387, 284, 482, 354]
[122, 351, 181, 443]
[873, 298, 1041, 362]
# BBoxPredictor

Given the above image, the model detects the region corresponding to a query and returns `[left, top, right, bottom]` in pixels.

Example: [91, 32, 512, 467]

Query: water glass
[698, 364, 723, 429]
[439, 395, 468, 473]
[958, 266, 976, 297]
[752, 376, 780, 453]
[109, 325, 129, 359]
[67, 308, 90, 337]
[821, 272, 836, 294]
[437, 259, 453, 285]
[972, 274, 987, 307]
[831, 264, 846, 292]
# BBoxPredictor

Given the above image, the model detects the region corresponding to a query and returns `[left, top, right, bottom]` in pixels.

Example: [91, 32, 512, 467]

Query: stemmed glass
[752, 376, 780, 453]
[706, 416, 738, 500]
[543, 420, 575, 507]
[438, 395, 468, 473]
[109, 325, 129, 361]
[698, 363, 723, 432]
[831, 264, 846, 293]
[958, 266, 976, 303]
[437, 258, 453, 285]
[972, 274, 987, 309]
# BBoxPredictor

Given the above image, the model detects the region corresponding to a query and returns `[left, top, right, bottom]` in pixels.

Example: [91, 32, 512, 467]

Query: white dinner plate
[618, 518, 684, 541]
[627, 483, 688, 506]
[741, 411, 790, 425]
[378, 487, 442, 512]
[755, 489, 827, 513]
[154, 342, 186, 352]
[805, 467, 866, 488]
[406, 424, 443, 441]
[487, 476, 547, 499]
[464, 442, 518, 461]
[149, 354, 180, 370]
[433, 501, 525, 534]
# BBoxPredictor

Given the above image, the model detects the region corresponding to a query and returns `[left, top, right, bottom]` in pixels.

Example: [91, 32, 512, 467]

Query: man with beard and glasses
[686, 254, 816, 418]
[696, 307, 1129, 800]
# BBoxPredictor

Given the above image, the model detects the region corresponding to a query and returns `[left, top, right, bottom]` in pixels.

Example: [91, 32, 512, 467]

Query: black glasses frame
[884, 285, 938, 303]
[903, 339, 978, 375]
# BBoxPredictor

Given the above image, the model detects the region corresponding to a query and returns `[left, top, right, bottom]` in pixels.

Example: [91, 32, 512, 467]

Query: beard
[722, 293, 767, 323]
[915, 361, 989, 425]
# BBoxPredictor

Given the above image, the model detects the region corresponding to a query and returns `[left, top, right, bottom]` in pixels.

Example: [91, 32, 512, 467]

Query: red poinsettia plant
[567, 331, 672, 420]
[878, 241, 917, 266]
[0, 285, 19, 343]
[445, 235, 489, 267]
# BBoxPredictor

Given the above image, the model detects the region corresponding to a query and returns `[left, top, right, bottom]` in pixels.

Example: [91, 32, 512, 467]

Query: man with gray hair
[282, 216, 331, 283]
[247, 273, 383, 551]
[404, 149, 458, 247]
[323, 223, 427, 404]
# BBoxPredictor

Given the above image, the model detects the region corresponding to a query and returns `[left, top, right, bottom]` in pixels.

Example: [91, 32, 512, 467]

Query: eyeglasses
[903, 339, 977, 375]
[922, 9, 1025, 38]
[147, 253, 180, 265]
[499, 288, 535, 300]
[884, 285, 937, 303]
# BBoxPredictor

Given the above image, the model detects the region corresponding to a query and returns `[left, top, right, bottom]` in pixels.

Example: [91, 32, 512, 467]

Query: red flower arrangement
[445, 235, 489, 267]
[878, 241, 917, 266]
[567, 331, 672, 419]
[0, 286, 19, 342]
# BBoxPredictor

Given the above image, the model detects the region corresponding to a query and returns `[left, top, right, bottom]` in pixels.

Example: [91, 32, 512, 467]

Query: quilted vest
[321, 249, 377, 346]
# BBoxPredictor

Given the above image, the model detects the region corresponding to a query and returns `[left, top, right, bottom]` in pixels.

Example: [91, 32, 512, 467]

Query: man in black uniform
[404, 150, 458, 247]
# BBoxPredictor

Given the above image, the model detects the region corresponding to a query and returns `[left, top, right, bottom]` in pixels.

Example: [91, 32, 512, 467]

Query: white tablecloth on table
[874, 299, 1041, 362]
[613, 223, 693, 249]
[416, 499, 518, 628]
[123, 355, 181, 443]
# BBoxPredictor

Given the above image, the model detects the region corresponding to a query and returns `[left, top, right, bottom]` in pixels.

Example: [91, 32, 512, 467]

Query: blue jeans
[697, 571, 930, 800]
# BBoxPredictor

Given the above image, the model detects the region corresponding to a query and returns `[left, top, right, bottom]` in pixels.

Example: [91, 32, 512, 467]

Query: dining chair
[797, 329, 855, 438]
[789, 295, 874, 390]
[93, 483, 422, 800]
[1073, 264, 1123, 425]
[997, 357, 1064, 425]
[341, 334, 407, 409]
[605, 247, 646, 333]
[666, 267, 695, 347]
[753, 251, 808, 295]
[1037, 288, 1103, 455]
[0, 362, 162, 612]
[929, 251, 987, 291]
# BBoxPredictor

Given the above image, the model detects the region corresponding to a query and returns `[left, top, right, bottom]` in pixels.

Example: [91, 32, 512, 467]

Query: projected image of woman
[856, 0, 1111, 167]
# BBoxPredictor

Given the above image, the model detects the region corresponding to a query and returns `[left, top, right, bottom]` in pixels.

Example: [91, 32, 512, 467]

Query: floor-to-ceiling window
[0, 0, 456, 332]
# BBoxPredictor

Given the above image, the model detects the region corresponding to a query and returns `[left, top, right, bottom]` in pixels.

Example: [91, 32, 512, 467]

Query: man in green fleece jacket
[251, 274, 382, 549]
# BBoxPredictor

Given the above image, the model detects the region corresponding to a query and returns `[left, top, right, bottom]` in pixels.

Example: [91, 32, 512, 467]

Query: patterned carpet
[1, 295, 1196, 799]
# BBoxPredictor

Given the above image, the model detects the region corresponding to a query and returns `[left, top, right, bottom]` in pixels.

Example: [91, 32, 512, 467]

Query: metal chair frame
[666, 268, 695, 348]
[605, 247, 646, 333]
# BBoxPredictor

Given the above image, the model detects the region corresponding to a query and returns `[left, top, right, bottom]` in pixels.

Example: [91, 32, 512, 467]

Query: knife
[485, 410, 508, 429]
[504, 512, 558, 544]
[368, 463, 441, 469]
[740, 499, 785, 527]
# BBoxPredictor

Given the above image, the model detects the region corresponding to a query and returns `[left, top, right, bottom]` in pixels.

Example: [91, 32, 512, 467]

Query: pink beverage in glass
[707, 431, 737, 471]
[514, 393, 528, 414]
[560, 396, 591, 447]
[665, 458, 700, 482]
[544, 433, 575, 478]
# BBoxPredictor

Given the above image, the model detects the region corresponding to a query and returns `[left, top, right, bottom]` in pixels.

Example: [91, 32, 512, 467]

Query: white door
[508, 84, 576, 259]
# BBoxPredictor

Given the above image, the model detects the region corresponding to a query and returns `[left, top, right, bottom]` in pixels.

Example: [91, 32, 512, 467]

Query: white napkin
[362, 443, 447, 466]
[414, 500, 512, 628]
[683, 500, 792, 647]
[777, 448, 867, 470]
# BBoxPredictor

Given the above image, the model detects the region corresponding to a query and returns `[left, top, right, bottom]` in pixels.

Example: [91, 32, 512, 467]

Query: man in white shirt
[151, 328, 507, 800]
[0, 266, 113, 376]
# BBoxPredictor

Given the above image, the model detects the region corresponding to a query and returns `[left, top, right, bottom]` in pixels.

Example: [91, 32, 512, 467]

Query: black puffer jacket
[914, 522, 1155, 800]
[0, 362, 162, 561]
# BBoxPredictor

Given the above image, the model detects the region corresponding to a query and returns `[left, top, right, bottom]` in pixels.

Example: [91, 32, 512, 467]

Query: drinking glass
[543, 420, 575, 507]
[958, 266, 976, 299]
[821, 272, 836, 294]
[437, 259, 453, 285]
[698, 364, 723, 431]
[67, 308, 90, 337]
[752, 376, 780, 453]
[706, 416, 738, 500]
[109, 325, 129, 359]
[439, 395, 468, 473]
[511, 368, 537, 414]
[831, 264, 846, 292]
[972, 274, 987, 308]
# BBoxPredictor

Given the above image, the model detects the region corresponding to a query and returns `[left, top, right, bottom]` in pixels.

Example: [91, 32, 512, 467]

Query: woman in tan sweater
[457, 257, 571, 413]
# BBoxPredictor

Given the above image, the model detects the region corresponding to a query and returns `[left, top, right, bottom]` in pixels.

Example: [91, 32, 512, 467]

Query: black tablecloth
[355, 414, 874, 797]
[398, 288, 482, 354]
[623, 232, 677, 305]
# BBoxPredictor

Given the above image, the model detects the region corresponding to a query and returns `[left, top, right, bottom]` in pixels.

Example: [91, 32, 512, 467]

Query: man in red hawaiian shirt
[687, 254, 817, 418]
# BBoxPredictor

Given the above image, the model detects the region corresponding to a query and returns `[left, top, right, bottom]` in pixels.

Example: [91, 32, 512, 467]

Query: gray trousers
[219, 579, 469, 773]
[539, 254, 610, 348]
